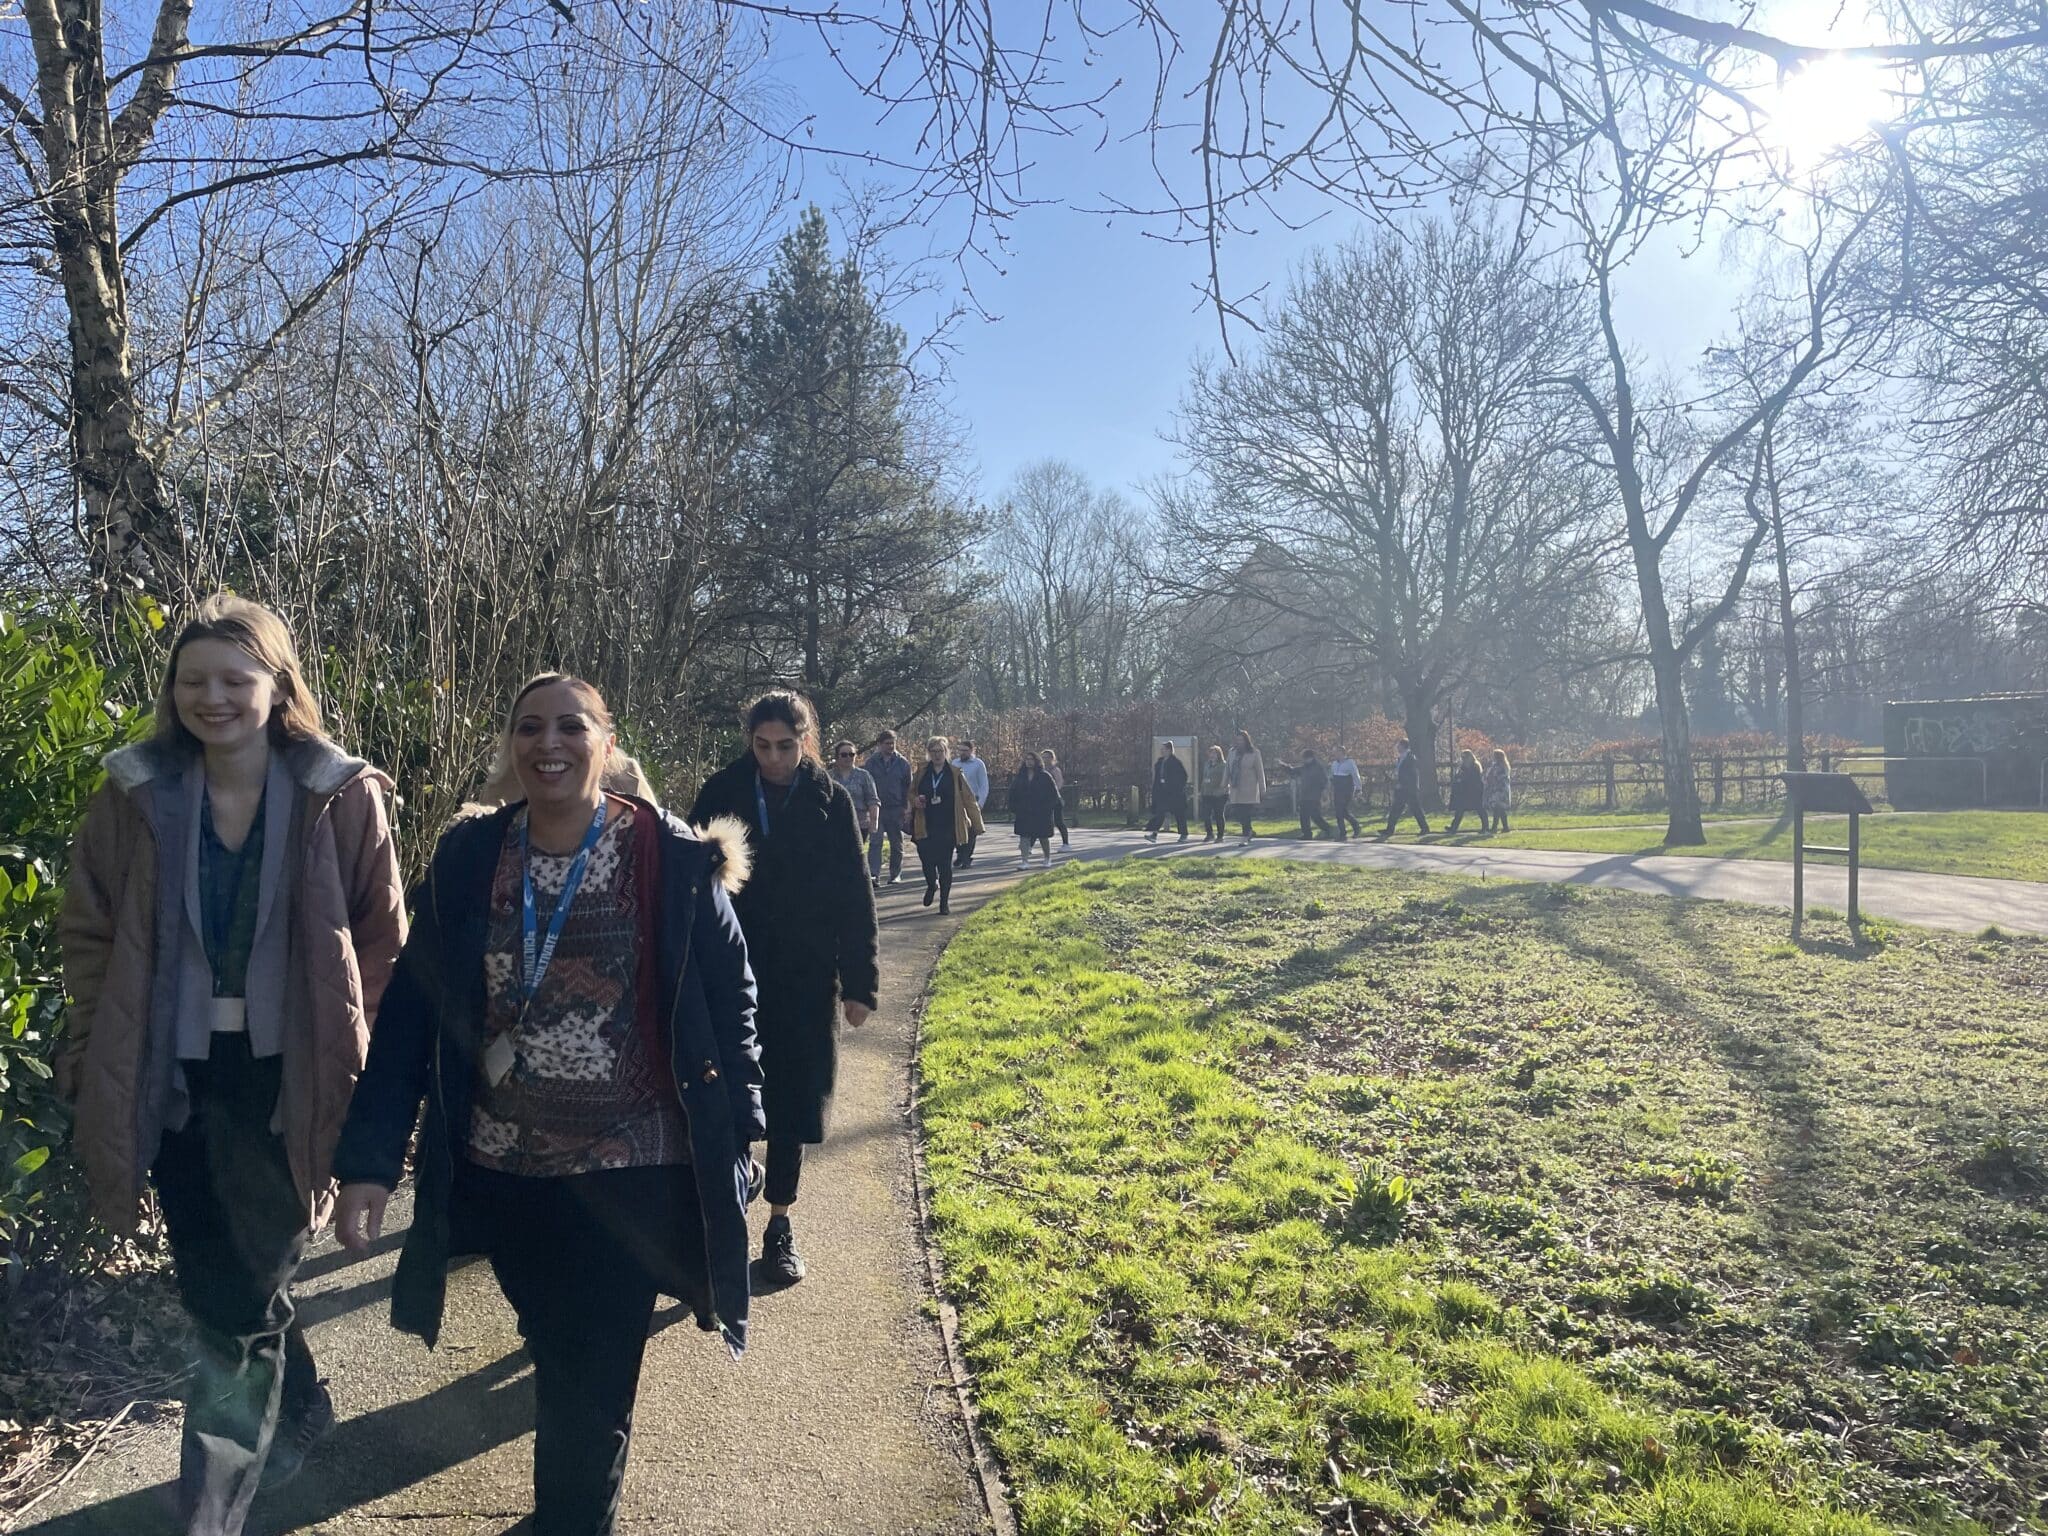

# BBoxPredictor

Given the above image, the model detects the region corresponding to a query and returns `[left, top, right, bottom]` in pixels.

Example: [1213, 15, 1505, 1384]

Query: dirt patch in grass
[920, 860, 2048, 1535]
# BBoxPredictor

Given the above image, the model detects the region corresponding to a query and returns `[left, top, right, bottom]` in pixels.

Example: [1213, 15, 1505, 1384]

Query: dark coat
[1451, 761, 1485, 813]
[1290, 758, 1326, 806]
[1151, 753, 1189, 804]
[1395, 751, 1422, 796]
[331, 800, 763, 1353]
[1010, 767, 1061, 841]
[688, 757, 879, 1145]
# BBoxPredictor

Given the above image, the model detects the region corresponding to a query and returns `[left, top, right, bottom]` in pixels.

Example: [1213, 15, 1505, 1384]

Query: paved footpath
[1131, 828, 2048, 935]
[25, 850, 1070, 1536]
[21, 825, 2042, 1534]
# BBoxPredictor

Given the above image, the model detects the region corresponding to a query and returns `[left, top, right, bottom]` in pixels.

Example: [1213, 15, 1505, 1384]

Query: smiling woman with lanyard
[688, 689, 878, 1287]
[331, 673, 762, 1536]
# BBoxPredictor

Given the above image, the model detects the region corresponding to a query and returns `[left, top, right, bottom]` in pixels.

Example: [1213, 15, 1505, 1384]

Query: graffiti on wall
[1901, 710, 2043, 756]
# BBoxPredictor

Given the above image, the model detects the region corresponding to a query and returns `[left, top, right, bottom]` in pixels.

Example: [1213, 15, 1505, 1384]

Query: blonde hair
[154, 593, 326, 752]
[476, 673, 658, 807]
[1038, 748, 1059, 767]
[925, 734, 950, 755]
[1461, 749, 1481, 768]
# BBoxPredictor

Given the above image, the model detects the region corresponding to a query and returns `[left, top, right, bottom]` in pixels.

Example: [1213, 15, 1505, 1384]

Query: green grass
[920, 859, 2048, 1535]
[1417, 809, 2048, 883]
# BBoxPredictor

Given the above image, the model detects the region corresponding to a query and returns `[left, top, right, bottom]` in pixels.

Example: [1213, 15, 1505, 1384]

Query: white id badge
[482, 1033, 517, 1087]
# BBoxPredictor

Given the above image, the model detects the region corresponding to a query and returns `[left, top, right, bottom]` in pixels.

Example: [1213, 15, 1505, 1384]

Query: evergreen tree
[717, 208, 977, 725]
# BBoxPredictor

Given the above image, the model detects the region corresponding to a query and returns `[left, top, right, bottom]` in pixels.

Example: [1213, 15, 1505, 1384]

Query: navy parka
[330, 798, 764, 1353]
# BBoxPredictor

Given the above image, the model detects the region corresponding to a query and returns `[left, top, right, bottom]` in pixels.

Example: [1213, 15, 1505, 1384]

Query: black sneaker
[262, 1381, 334, 1489]
[923, 883, 936, 907]
[760, 1216, 806, 1285]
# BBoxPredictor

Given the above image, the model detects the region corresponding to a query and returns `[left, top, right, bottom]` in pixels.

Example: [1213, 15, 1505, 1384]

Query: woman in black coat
[1447, 749, 1489, 834]
[1010, 753, 1060, 869]
[688, 690, 879, 1287]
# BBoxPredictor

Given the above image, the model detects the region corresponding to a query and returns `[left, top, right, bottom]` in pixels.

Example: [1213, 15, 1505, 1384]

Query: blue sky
[763, 15, 1749, 509]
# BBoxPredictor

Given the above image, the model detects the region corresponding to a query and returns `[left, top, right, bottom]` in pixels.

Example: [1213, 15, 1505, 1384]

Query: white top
[1329, 756, 1360, 781]
[956, 754, 990, 804]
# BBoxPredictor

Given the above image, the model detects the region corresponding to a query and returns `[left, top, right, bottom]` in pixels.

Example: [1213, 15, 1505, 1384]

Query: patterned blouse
[467, 799, 688, 1176]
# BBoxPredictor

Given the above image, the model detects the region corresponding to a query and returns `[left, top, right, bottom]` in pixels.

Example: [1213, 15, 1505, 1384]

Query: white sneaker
[1041, 854, 1053, 868]
[1017, 859, 1031, 870]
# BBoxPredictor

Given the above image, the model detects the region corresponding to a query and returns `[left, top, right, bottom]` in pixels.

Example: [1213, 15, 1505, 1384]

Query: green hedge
[0, 605, 152, 1275]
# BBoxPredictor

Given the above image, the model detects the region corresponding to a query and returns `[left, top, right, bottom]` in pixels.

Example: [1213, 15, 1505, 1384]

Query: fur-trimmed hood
[103, 733, 387, 799]
[693, 812, 752, 894]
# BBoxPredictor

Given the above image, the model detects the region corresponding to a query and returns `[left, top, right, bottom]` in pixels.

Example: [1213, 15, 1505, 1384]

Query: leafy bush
[0, 604, 153, 1274]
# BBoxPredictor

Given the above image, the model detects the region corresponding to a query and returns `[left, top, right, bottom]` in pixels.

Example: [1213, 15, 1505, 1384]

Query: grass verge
[920, 859, 2048, 1535]
[1431, 809, 2048, 883]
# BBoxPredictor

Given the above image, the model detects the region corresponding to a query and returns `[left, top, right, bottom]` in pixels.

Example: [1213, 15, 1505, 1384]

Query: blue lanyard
[754, 771, 795, 836]
[519, 799, 608, 1009]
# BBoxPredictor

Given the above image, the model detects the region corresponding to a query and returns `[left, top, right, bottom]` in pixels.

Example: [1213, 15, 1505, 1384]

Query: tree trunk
[27, 0, 176, 594]
[1767, 450, 1805, 774]
[1648, 639, 1707, 844]
[1400, 686, 1443, 811]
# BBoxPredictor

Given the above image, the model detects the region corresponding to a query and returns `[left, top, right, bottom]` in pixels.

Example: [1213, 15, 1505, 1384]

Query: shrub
[0, 604, 153, 1275]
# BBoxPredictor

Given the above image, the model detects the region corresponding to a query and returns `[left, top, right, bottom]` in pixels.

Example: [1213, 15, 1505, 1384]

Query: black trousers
[1051, 795, 1069, 844]
[1447, 808, 1489, 833]
[954, 827, 980, 867]
[1297, 794, 1334, 838]
[918, 835, 956, 900]
[1331, 779, 1363, 835]
[153, 1034, 317, 1536]
[1146, 792, 1188, 837]
[1232, 805, 1257, 838]
[1384, 789, 1431, 835]
[1200, 794, 1228, 839]
[764, 1131, 803, 1207]
[456, 1161, 702, 1536]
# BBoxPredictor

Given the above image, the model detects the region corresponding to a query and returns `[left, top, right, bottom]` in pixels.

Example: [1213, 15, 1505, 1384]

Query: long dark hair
[742, 689, 821, 759]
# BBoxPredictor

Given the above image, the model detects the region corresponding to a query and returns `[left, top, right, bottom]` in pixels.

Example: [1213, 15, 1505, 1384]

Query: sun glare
[1761, 55, 1894, 170]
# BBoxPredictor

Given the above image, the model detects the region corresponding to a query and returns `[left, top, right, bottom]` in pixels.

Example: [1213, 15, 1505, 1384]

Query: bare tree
[976, 460, 1158, 709]
[0, 1, 666, 597]
[1160, 218, 1610, 804]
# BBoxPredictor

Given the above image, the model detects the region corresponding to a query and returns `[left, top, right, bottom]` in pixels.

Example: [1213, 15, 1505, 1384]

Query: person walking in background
[1039, 749, 1071, 851]
[333, 672, 760, 1536]
[1144, 741, 1190, 842]
[1381, 738, 1433, 838]
[1328, 748, 1364, 837]
[912, 736, 984, 913]
[57, 594, 407, 1533]
[1010, 752, 1060, 868]
[1447, 748, 1488, 834]
[952, 737, 990, 868]
[1286, 749, 1336, 839]
[829, 739, 880, 859]
[1225, 729, 1266, 845]
[688, 692, 879, 1288]
[1483, 749, 1514, 833]
[863, 729, 913, 887]
[1198, 744, 1229, 842]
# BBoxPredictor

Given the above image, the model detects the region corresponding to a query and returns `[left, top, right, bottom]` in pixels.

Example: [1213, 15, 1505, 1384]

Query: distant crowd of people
[828, 732, 1075, 914]
[1159, 732, 1516, 843]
